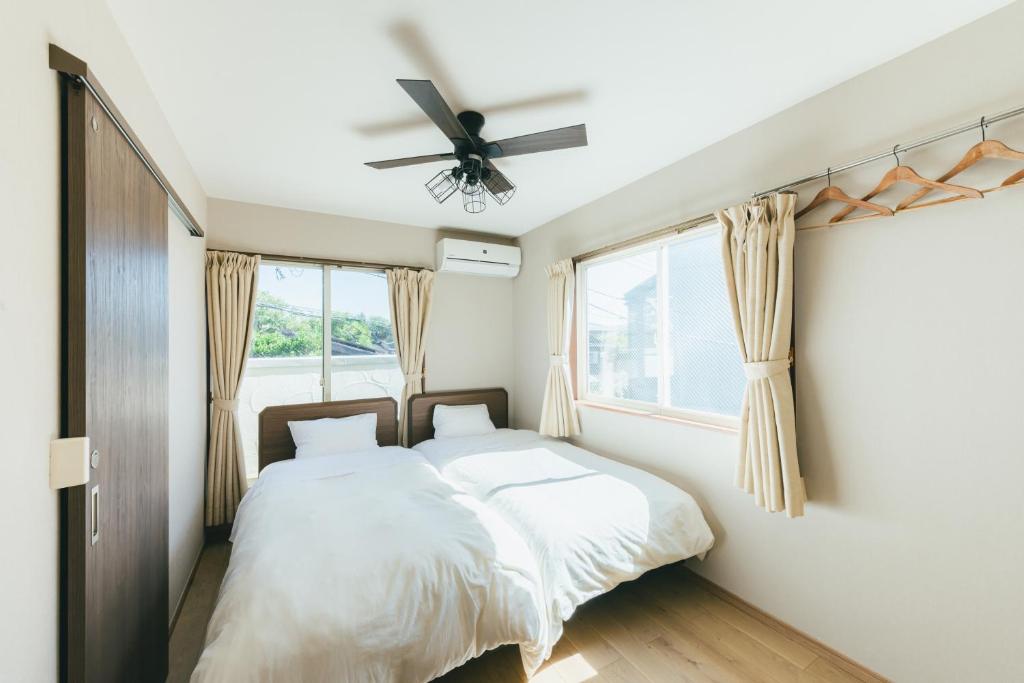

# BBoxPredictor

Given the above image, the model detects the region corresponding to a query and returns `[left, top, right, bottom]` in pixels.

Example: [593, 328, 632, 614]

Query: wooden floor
[168, 542, 231, 683]
[172, 543, 882, 683]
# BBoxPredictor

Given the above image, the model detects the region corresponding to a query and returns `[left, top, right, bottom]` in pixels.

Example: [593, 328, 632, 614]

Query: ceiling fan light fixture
[425, 168, 458, 204]
[485, 184, 516, 206]
[461, 179, 486, 213]
[482, 167, 516, 205]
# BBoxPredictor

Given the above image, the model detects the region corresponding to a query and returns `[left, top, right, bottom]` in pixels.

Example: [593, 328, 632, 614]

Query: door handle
[90, 485, 99, 546]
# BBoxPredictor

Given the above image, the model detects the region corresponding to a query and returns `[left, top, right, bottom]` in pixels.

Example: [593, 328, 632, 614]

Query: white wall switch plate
[50, 437, 90, 489]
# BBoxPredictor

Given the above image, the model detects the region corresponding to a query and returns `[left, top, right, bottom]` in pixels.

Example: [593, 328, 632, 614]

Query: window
[237, 261, 402, 478]
[577, 224, 746, 427]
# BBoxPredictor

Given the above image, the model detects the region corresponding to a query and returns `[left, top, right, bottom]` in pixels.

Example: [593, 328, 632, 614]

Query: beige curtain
[539, 259, 581, 437]
[387, 268, 435, 445]
[715, 193, 805, 517]
[205, 250, 260, 526]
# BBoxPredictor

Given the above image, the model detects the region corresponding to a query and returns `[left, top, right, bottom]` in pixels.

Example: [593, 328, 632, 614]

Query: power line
[586, 302, 628, 321]
[257, 301, 390, 323]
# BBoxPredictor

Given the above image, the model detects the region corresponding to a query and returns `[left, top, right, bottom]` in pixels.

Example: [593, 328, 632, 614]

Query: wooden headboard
[407, 388, 508, 446]
[258, 397, 398, 472]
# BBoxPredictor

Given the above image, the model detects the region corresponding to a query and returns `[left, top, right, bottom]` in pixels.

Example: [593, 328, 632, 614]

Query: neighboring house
[623, 246, 744, 415]
[623, 275, 658, 402]
[332, 338, 392, 356]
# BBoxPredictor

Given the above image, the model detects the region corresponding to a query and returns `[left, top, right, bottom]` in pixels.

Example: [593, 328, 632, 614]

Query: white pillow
[288, 412, 378, 459]
[432, 404, 497, 439]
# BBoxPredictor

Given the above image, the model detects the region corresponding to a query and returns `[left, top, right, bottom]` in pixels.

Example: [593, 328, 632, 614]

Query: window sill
[575, 400, 740, 435]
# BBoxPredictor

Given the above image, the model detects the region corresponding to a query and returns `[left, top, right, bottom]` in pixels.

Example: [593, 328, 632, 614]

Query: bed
[191, 397, 550, 683]
[408, 388, 716, 649]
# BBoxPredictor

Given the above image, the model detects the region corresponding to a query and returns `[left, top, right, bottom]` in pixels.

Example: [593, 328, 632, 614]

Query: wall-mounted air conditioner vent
[436, 238, 521, 278]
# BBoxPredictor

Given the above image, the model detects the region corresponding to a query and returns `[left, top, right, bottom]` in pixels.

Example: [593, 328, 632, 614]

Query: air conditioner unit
[436, 238, 521, 278]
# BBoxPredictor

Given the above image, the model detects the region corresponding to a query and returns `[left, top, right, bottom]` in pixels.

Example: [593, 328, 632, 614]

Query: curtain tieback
[403, 372, 423, 382]
[743, 358, 791, 380]
[549, 354, 567, 367]
[212, 398, 238, 411]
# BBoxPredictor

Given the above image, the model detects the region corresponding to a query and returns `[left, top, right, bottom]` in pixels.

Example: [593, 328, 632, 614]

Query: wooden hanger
[830, 146, 982, 223]
[1001, 168, 1024, 188]
[896, 119, 1024, 210]
[794, 169, 893, 223]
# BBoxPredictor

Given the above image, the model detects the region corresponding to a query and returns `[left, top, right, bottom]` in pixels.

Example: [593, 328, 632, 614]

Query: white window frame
[575, 223, 741, 431]
[258, 259, 396, 402]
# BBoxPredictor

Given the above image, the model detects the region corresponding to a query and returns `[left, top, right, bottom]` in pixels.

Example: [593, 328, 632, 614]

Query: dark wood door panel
[62, 79, 168, 683]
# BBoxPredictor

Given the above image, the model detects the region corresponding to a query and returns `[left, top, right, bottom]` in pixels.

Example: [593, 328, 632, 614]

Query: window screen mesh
[665, 232, 745, 415]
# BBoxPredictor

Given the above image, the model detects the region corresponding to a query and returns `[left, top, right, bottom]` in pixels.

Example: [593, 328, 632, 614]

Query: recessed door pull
[90, 485, 100, 546]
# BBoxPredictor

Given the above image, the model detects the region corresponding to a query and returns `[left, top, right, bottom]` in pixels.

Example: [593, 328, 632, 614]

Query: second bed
[407, 388, 715, 652]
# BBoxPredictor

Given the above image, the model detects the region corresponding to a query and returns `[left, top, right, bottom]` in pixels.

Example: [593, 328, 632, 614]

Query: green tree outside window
[251, 291, 393, 358]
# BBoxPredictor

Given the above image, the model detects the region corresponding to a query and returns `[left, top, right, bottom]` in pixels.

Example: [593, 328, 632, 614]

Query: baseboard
[679, 567, 890, 683]
[169, 543, 204, 635]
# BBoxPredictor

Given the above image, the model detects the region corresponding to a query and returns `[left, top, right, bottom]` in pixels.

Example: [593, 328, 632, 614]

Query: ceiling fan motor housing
[451, 111, 488, 162]
[457, 110, 486, 138]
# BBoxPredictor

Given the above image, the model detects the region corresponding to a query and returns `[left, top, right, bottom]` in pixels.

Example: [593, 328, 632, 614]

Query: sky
[585, 250, 656, 329]
[258, 263, 391, 319]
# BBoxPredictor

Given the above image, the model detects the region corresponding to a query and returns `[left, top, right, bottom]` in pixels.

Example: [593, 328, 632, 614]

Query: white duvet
[191, 447, 549, 683]
[414, 430, 715, 649]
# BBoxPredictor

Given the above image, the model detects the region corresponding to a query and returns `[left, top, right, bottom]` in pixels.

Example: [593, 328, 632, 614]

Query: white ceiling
[107, 0, 1009, 236]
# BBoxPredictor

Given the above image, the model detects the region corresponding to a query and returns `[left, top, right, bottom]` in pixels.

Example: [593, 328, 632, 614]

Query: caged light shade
[425, 168, 458, 204]
[455, 154, 487, 213]
[461, 179, 486, 213]
[482, 167, 516, 205]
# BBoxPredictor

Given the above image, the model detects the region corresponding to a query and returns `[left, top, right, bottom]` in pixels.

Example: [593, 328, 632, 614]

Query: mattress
[413, 429, 715, 652]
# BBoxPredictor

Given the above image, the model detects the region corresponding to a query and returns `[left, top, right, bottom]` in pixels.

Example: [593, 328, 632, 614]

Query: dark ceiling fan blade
[364, 152, 456, 169]
[485, 124, 587, 159]
[483, 161, 516, 204]
[397, 79, 474, 145]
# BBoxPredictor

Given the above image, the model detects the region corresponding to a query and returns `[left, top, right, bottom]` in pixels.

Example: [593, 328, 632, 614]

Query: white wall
[206, 199, 517, 414]
[0, 2, 206, 678]
[513, 4, 1024, 681]
[168, 209, 207, 620]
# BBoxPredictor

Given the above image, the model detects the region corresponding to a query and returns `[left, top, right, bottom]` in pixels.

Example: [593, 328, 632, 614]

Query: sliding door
[61, 77, 169, 681]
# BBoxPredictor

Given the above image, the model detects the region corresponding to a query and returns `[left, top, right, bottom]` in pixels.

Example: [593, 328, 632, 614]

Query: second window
[577, 224, 746, 427]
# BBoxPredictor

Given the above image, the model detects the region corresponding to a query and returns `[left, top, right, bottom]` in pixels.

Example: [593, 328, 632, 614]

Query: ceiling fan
[365, 79, 588, 213]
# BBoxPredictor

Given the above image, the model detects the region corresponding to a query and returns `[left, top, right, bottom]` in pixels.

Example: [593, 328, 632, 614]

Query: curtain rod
[575, 102, 1024, 264]
[214, 249, 428, 272]
[572, 214, 716, 263]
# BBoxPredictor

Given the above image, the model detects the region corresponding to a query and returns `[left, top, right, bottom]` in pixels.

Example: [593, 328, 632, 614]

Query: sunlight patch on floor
[532, 652, 598, 682]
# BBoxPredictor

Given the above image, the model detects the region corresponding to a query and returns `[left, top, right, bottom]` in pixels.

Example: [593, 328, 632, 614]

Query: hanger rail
[753, 103, 1024, 198]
